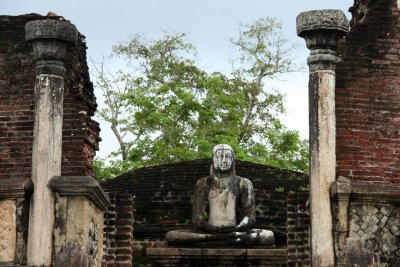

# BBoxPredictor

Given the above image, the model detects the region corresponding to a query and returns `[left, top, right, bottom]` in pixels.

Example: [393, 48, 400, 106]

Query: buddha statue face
[212, 144, 234, 173]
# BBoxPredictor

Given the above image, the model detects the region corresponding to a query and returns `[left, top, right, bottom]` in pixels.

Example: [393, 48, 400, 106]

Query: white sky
[2, 0, 352, 158]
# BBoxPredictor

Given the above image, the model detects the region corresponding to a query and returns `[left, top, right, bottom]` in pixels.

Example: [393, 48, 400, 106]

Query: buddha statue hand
[213, 225, 237, 233]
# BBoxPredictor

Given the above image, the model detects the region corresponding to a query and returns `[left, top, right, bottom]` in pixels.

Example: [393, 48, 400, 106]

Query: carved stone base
[146, 247, 287, 266]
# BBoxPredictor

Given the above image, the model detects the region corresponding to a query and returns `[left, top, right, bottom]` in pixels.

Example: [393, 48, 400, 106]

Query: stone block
[53, 195, 104, 267]
[0, 200, 16, 263]
[337, 238, 376, 267]
[53, 240, 94, 267]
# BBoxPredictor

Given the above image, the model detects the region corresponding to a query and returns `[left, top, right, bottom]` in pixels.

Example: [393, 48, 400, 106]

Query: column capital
[25, 19, 78, 76]
[297, 9, 349, 70]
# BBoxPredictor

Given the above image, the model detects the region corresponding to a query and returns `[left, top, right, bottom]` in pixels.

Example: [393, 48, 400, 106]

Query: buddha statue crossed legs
[166, 144, 274, 246]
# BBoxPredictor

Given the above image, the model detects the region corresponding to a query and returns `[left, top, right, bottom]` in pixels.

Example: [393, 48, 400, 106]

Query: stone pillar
[296, 10, 349, 267]
[25, 19, 77, 266]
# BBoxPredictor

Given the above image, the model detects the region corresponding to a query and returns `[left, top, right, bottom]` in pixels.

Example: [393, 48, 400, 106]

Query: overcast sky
[2, 0, 352, 158]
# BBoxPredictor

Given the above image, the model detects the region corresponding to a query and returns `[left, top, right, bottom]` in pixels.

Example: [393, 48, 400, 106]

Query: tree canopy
[93, 17, 308, 180]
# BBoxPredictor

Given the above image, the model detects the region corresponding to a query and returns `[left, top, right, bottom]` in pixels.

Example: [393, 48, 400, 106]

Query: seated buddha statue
[166, 144, 274, 246]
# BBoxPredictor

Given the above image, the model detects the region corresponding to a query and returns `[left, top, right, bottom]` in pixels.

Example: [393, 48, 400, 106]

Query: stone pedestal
[297, 9, 349, 267]
[25, 19, 77, 266]
[147, 248, 287, 267]
[50, 176, 110, 267]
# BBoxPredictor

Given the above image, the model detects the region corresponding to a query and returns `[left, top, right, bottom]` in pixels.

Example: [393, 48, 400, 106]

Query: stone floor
[146, 247, 287, 267]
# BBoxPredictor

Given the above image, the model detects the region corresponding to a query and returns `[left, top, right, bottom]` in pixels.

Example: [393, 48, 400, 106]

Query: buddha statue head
[212, 144, 235, 176]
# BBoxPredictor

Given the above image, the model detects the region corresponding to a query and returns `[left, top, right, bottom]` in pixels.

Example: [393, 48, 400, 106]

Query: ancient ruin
[1, 0, 400, 266]
[333, 0, 400, 265]
[102, 158, 308, 266]
[0, 14, 109, 266]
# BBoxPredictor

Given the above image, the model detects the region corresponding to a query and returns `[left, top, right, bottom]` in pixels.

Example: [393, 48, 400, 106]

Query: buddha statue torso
[208, 177, 237, 227]
[165, 144, 275, 247]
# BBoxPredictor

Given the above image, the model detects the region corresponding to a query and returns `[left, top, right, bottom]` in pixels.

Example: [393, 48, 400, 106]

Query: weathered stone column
[25, 19, 77, 266]
[296, 10, 349, 267]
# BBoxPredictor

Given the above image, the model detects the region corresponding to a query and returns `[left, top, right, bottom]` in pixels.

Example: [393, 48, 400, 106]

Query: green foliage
[93, 18, 308, 180]
[93, 157, 136, 181]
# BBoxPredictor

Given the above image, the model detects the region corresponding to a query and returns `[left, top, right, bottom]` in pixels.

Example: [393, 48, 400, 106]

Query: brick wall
[334, 1, 400, 264]
[103, 193, 134, 267]
[0, 14, 100, 181]
[0, 14, 36, 181]
[103, 193, 117, 266]
[336, 0, 400, 183]
[102, 159, 308, 245]
[286, 192, 310, 267]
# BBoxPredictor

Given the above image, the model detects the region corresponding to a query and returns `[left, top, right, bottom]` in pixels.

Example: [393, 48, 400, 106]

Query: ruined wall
[102, 193, 134, 267]
[286, 192, 310, 267]
[334, 0, 400, 264]
[0, 14, 100, 181]
[336, 0, 400, 183]
[0, 14, 102, 266]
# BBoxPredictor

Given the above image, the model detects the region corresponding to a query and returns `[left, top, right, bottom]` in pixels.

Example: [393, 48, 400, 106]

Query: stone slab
[331, 181, 400, 203]
[0, 179, 33, 199]
[296, 9, 349, 37]
[53, 195, 104, 267]
[0, 200, 16, 262]
[49, 176, 110, 210]
[146, 247, 287, 266]
[25, 19, 77, 43]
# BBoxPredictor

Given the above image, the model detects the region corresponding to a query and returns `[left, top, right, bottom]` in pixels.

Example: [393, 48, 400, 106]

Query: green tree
[93, 18, 308, 180]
